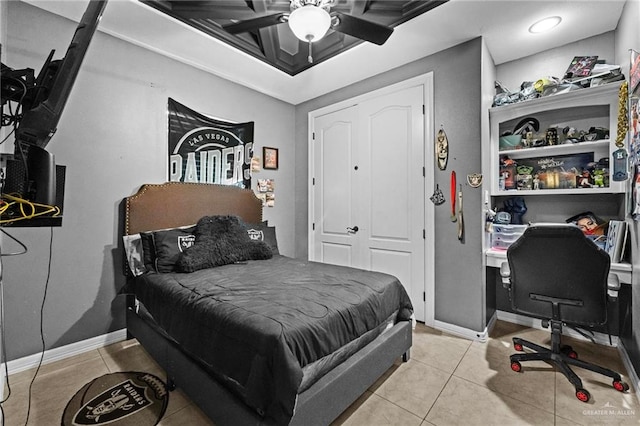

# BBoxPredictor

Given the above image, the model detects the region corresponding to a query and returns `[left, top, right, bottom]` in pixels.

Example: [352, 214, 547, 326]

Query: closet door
[311, 105, 361, 266]
[311, 85, 426, 320]
[357, 86, 425, 320]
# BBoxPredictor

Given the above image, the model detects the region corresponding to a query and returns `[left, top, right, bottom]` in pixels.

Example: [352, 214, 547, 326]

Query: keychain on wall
[436, 126, 449, 170]
[430, 184, 445, 205]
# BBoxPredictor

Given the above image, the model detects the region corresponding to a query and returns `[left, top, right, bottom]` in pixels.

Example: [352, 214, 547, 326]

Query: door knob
[347, 226, 359, 234]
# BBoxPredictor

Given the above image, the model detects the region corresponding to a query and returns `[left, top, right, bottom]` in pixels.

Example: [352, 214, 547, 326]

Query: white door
[311, 85, 426, 320]
[311, 105, 360, 266]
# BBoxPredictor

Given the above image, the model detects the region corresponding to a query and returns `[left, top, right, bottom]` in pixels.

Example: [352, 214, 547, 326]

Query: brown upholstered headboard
[124, 182, 263, 235]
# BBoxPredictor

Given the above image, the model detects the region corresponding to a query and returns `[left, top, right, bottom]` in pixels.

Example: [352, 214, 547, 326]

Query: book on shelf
[604, 220, 627, 263]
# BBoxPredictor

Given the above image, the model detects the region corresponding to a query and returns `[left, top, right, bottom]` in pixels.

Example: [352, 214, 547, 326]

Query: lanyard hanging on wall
[450, 171, 457, 222]
[613, 81, 629, 182]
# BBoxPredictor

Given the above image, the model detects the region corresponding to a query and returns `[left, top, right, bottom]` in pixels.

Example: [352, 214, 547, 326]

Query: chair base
[509, 334, 628, 402]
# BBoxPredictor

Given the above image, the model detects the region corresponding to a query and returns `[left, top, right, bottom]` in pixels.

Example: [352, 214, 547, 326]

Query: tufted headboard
[124, 182, 263, 235]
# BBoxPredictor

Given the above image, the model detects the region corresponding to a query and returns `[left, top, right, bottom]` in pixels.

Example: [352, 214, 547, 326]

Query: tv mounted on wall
[0, 0, 107, 225]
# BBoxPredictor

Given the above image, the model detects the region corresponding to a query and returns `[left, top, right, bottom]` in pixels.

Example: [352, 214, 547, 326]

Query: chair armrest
[500, 262, 511, 289]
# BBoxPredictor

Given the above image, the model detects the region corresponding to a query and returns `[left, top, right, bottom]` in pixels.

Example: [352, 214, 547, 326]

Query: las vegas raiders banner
[168, 98, 254, 188]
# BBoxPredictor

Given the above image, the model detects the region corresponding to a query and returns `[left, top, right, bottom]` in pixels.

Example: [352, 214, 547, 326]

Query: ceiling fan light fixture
[528, 16, 562, 34]
[288, 5, 331, 42]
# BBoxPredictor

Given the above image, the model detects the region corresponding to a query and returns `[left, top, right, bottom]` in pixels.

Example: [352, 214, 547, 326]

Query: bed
[122, 182, 413, 425]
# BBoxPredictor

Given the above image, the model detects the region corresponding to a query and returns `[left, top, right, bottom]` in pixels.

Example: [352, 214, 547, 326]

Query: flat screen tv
[0, 0, 106, 223]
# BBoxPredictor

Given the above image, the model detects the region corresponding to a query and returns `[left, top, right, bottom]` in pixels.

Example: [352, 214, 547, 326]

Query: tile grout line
[419, 341, 474, 423]
[452, 342, 559, 421]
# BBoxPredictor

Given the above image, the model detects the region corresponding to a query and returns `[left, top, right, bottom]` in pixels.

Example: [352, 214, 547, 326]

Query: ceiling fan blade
[331, 12, 393, 45]
[222, 13, 286, 34]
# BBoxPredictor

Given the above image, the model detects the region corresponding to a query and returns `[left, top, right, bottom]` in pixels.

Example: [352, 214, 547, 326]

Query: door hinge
[312, 223, 315, 231]
[312, 177, 315, 185]
[422, 104, 425, 115]
[312, 132, 315, 140]
[422, 166, 425, 177]
[423, 229, 426, 239]
[423, 291, 426, 301]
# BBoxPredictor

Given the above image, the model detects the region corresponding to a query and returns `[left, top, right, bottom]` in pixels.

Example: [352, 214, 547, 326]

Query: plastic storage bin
[491, 224, 528, 250]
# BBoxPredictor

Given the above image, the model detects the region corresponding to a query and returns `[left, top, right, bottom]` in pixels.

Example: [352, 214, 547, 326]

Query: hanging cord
[616, 81, 629, 148]
[306, 35, 314, 64]
[24, 227, 53, 426]
[1, 76, 27, 145]
[0, 194, 60, 225]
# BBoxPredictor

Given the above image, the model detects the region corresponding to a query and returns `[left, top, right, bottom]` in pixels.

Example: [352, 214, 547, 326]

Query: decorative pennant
[436, 126, 449, 170]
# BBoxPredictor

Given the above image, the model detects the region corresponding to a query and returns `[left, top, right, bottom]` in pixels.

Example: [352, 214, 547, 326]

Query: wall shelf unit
[489, 82, 625, 197]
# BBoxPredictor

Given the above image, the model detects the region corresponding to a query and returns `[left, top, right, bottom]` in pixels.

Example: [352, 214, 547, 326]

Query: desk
[486, 248, 633, 285]
[485, 249, 632, 338]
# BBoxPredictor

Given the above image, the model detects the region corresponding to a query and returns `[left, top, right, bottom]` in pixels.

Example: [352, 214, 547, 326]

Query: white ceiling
[25, 0, 626, 105]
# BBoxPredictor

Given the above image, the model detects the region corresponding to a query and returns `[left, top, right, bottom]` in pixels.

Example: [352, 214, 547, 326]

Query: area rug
[62, 371, 169, 426]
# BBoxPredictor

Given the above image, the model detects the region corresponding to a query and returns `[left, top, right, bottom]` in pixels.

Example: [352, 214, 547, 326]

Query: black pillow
[140, 225, 197, 272]
[246, 223, 280, 255]
[147, 226, 197, 273]
[176, 215, 272, 273]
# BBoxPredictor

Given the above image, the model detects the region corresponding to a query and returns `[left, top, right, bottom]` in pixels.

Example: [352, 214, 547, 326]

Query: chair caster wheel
[167, 378, 177, 391]
[613, 380, 629, 392]
[576, 388, 590, 402]
[561, 345, 578, 359]
[514, 342, 524, 351]
[510, 360, 522, 372]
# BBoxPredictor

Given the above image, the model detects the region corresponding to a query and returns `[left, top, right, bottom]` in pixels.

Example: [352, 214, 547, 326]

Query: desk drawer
[491, 224, 527, 249]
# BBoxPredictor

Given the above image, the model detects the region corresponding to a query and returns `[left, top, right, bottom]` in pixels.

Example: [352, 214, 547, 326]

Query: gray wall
[2, 1, 295, 361]
[294, 38, 486, 332]
[496, 32, 616, 92]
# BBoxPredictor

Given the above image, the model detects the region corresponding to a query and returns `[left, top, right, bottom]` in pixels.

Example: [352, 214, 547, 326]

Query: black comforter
[132, 255, 413, 425]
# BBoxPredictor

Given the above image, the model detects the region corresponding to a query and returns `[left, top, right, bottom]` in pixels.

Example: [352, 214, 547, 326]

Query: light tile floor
[3, 320, 640, 425]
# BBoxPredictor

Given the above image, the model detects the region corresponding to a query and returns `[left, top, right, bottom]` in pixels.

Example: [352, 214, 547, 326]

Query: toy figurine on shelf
[533, 173, 541, 190]
[500, 156, 517, 190]
[577, 169, 593, 188]
[545, 127, 558, 145]
[516, 165, 534, 190]
[593, 169, 606, 187]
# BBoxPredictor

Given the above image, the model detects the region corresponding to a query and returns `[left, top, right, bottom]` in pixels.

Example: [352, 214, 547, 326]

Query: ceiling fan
[222, 0, 394, 63]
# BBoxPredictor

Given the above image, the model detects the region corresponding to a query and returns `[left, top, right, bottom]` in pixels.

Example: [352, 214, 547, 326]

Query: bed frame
[124, 182, 412, 425]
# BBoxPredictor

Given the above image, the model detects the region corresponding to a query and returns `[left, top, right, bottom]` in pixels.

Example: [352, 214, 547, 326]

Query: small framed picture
[263, 147, 279, 170]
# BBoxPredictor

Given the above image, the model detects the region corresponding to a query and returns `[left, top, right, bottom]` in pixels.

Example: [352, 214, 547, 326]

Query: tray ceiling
[140, 0, 448, 75]
[22, 1, 627, 104]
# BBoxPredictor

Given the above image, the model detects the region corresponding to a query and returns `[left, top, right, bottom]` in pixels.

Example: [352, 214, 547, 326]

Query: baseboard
[0, 329, 128, 399]
[496, 310, 619, 347]
[433, 319, 492, 342]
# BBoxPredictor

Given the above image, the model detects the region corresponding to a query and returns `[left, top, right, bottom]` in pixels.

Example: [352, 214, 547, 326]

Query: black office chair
[500, 224, 629, 403]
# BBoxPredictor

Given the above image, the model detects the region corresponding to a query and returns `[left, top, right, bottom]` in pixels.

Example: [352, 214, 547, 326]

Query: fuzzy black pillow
[176, 215, 272, 273]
